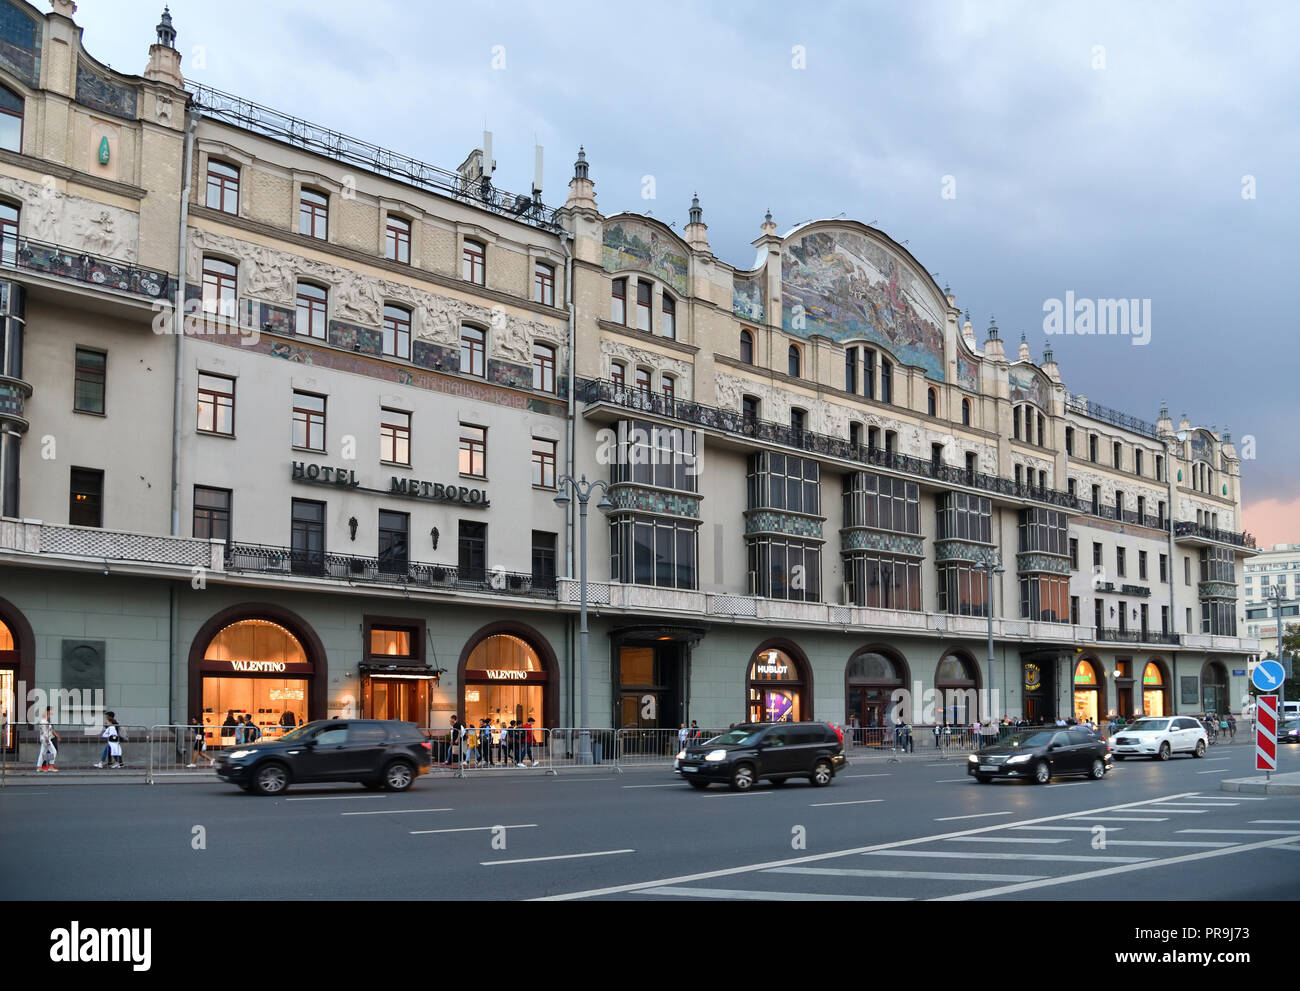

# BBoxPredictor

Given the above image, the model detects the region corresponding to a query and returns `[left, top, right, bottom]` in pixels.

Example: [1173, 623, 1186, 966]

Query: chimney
[144, 7, 184, 89]
[684, 192, 709, 251]
[565, 146, 598, 211]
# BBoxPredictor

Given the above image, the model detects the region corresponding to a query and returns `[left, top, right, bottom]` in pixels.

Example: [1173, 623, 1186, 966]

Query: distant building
[1242, 543, 1300, 652]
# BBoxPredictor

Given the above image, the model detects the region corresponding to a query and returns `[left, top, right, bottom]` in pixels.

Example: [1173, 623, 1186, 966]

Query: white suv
[1110, 716, 1207, 761]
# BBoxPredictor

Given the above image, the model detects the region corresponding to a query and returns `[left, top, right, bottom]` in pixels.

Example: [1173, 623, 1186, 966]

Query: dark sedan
[214, 719, 432, 795]
[1281, 718, 1300, 744]
[967, 728, 1113, 784]
[673, 722, 847, 790]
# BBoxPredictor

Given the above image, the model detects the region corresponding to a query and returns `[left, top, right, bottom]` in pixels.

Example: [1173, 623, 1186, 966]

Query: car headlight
[1006, 753, 1033, 765]
[675, 750, 686, 760]
[968, 754, 979, 763]
[228, 750, 256, 760]
[703, 749, 728, 762]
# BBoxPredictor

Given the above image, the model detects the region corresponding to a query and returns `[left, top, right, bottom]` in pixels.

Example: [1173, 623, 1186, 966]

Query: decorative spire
[1222, 424, 1232, 443]
[1043, 344, 1055, 364]
[688, 192, 702, 225]
[573, 146, 588, 180]
[156, 5, 176, 48]
[1159, 399, 1169, 419]
[764, 208, 773, 224]
[987, 315, 1000, 340]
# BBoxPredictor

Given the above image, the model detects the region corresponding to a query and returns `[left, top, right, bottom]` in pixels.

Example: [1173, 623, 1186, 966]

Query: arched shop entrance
[189, 606, 327, 747]
[0, 597, 35, 753]
[746, 640, 812, 723]
[1201, 659, 1229, 715]
[845, 647, 909, 730]
[1142, 660, 1169, 717]
[458, 622, 558, 730]
[1072, 657, 1106, 724]
[934, 651, 981, 724]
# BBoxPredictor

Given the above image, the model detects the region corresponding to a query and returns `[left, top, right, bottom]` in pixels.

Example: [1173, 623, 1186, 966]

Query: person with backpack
[36, 706, 59, 772]
[245, 717, 261, 745]
[101, 715, 124, 768]
[94, 711, 117, 768]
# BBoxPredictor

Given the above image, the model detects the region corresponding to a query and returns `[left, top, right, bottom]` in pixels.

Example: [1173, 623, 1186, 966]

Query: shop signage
[464, 669, 546, 683]
[201, 658, 314, 675]
[231, 660, 286, 673]
[485, 669, 527, 680]
[755, 663, 789, 676]
[290, 462, 489, 507]
[1024, 663, 1042, 692]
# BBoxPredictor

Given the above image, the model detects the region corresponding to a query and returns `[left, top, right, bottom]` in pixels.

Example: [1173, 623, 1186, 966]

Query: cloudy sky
[78, 0, 1299, 544]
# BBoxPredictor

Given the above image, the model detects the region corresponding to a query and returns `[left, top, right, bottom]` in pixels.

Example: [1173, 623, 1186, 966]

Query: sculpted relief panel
[0, 175, 139, 261]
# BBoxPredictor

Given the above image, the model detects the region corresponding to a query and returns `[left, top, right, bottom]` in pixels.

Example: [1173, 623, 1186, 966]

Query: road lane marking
[933, 834, 1300, 901]
[943, 836, 1068, 844]
[1011, 826, 1123, 833]
[1196, 770, 1229, 774]
[810, 799, 885, 808]
[411, 824, 538, 835]
[1205, 757, 1232, 762]
[1148, 800, 1238, 806]
[934, 778, 970, 783]
[1135, 808, 1207, 814]
[644, 886, 906, 901]
[1074, 816, 1168, 822]
[481, 849, 633, 866]
[284, 795, 387, 802]
[868, 850, 1149, 864]
[766, 866, 1047, 882]
[1251, 820, 1300, 825]
[1104, 840, 1236, 848]
[534, 792, 1198, 900]
[342, 808, 453, 816]
[934, 811, 1013, 822]
[622, 784, 680, 789]
[1177, 829, 1300, 836]
[846, 773, 891, 778]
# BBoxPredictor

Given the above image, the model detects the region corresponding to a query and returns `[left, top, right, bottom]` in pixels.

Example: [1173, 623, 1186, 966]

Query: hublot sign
[291, 462, 489, 508]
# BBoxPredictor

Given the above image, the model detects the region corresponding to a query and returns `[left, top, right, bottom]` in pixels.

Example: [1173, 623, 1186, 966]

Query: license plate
[680, 765, 697, 773]
[979, 765, 996, 772]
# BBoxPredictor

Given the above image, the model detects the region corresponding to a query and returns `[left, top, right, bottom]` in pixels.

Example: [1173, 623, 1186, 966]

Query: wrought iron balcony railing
[187, 84, 563, 233]
[1096, 628, 1181, 646]
[1065, 393, 1159, 440]
[223, 542, 556, 597]
[1, 234, 171, 300]
[1174, 521, 1256, 549]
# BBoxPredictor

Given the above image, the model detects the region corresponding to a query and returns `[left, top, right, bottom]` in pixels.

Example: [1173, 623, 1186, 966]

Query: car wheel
[382, 760, 414, 792]
[687, 779, 709, 789]
[1194, 740, 1206, 758]
[253, 762, 289, 796]
[810, 760, 833, 787]
[1158, 742, 1171, 761]
[730, 764, 756, 791]
[1089, 758, 1106, 780]
[1033, 761, 1051, 785]
[976, 775, 992, 784]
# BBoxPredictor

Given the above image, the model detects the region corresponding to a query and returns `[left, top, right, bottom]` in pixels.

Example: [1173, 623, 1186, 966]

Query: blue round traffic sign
[1252, 660, 1285, 693]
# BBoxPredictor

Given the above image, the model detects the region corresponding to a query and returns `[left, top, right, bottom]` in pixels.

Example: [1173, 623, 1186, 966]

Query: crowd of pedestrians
[441, 713, 542, 767]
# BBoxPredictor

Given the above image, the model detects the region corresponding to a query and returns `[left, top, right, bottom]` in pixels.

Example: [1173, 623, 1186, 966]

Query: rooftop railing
[187, 84, 563, 234]
[1065, 393, 1159, 439]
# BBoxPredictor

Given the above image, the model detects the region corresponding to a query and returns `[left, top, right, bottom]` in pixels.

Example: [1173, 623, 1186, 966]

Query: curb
[1220, 774, 1300, 796]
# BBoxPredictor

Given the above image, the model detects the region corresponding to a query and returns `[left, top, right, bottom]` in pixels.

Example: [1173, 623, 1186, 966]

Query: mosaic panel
[744, 511, 823, 540]
[328, 319, 383, 357]
[1015, 552, 1072, 576]
[732, 275, 764, 323]
[839, 529, 925, 557]
[75, 59, 138, 120]
[1198, 581, 1237, 600]
[935, 539, 1000, 566]
[957, 352, 979, 394]
[602, 221, 688, 296]
[487, 357, 531, 392]
[607, 484, 701, 520]
[781, 229, 945, 381]
[412, 339, 459, 373]
[0, 378, 26, 419]
[0, 1, 41, 87]
[1009, 368, 1048, 408]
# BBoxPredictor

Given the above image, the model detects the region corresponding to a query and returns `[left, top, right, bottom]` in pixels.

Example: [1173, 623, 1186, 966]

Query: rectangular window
[636, 280, 652, 332]
[611, 362, 625, 390]
[380, 408, 410, 466]
[460, 326, 485, 377]
[880, 359, 892, 404]
[611, 278, 626, 324]
[1135, 449, 1144, 476]
[74, 348, 106, 414]
[1117, 546, 1127, 577]
[531, 531, 557, 591]
[377, 510, 409, 573]
[369, 627, 415, 659]
[845, 347, 858, 393]
[292, 392, 326, 451]
[1138, 550, 1148, 581]
[864, 349, 875, 400]
[609, 515, 698, 590]
[197, 373, 235, 435]
[69, 467, 103, 528]
[935, 562, 989, 617]
[290, 499, 325, 575]
[534, 262, 555, 306]
[385, 216, 411, 264]
[458, 521, 487, 582]
[1113, 441, 1122, 469]
[1161, 605, 1169, 634]
[205, 161, 239, 214]
[299, 189, 328, 239]
[1070, 596, 1080, 625]
[1184, 557, 1191, 585]
[0, 201, 16, 266]
[1093, 542, 1102, 567]
[193, 485, 231, 541]
[1069, 538, 1079, 570]
[1089, 435, 1098, 462]
[201, 257, 238, 317]
[747, 536, 822, 602]
[1159, 553, 1168, 583]
[532, 437, 557, 488]
[661, 295, 676, 339]
[462, 239, 486, 285]
[459, 424, 487, 478]
[1065, 427, 1075, 456]
[295, 283, 328, 339]
[843, 551, 922, 611]
[383, 305, 411, 360]
[533, 343, 556, 394]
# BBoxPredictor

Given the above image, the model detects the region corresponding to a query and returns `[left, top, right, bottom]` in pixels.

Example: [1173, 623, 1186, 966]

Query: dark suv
[674, 722, 847, 790]
[215, 719, 432, 795]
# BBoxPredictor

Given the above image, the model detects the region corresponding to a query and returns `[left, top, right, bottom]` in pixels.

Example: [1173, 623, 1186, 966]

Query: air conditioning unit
[747, 571, 759, 595]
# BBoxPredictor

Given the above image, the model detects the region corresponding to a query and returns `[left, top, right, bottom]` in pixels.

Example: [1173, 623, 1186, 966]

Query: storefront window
[1142, 662, 1166, 717]
[846, 650, 904, 729]
[200, 619, 314, 745]
[1072, 659, 1103, 723]
[747, 648, 804, 723]
[463, 634, 546, 729]
[370, 628, 413, 658]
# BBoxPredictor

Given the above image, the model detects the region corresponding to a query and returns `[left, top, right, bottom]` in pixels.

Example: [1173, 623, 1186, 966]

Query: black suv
[968, 727, 1112, 784]
[215, 719, 432, 795]
[674, 722, 847, 790]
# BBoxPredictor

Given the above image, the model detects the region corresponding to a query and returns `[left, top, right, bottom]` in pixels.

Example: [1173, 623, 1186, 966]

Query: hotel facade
[0, 1, 1262, 745]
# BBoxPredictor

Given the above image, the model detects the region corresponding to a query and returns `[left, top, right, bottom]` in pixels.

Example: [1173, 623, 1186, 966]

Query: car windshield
[1126, 719, 1170, 732]
[278, 721, 328, 742]
[708, 728, 763, 746]
[1004, 731, 1057, 748]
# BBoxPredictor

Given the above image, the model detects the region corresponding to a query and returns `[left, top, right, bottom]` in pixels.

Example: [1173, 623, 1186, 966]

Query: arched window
[661, 373, 675, 406]
[299, 189, 329, 240]
[927, 388, 937, 417]
[788, 344, 801, 378]
[460, 325, 486, 377]
[961, 398, 971, 426]
[747, 644, 811, 723]
[0, 85, 22, 154]
[849, 422, 862, 448]
[1072, 658, 1107, 724]
[739, 329, 754, 364]
[1141, 661, 1167, 717]
[935, 653, 981, 723]
[661, 293, 676, 339]
[845, 648, 907, 730]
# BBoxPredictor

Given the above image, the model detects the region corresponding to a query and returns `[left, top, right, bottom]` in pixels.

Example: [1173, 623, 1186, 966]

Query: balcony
[224, 542, 555, 598]
[2, 235, 172, 302]
[1095, 628, 1181, 646]
[1174, 521, 1257, 550]
[0, 518, 221, 571]
[578, 378, 1080, 510]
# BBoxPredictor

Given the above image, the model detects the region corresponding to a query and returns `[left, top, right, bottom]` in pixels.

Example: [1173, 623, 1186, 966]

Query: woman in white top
[102, 720, 123, 767]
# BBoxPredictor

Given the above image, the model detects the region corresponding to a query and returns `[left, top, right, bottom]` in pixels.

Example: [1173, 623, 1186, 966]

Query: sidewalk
[1219, 771, 1300, 796]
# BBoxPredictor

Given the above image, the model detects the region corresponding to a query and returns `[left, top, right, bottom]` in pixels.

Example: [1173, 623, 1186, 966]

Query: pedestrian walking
[102, 717, 124, 768]
[221, 710, 237, 747]
[36, 705, 59, 772]
[678, 723, 688, 752]
[94, 710, 117, 768]
[689, 720, 701, 745]
[187, 717, 213, 767]
[523, 717, 537, 765]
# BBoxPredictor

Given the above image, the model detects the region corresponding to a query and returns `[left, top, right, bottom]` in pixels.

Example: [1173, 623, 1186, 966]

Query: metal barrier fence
[426, 724, 561, 776]
[1, 723, 152, 773]
[614, 727, 729, 767]
[146, 724, 231, 782]
[843, 725, 1008, 760]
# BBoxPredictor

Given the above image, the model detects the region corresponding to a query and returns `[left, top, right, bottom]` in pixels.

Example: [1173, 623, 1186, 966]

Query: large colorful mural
[602, 220, 689, 296]
[781, 229, 946, 382]
[733, 275, 764, 323]
[1009, 368, 1048, 409]
[956, 351, 979, 394]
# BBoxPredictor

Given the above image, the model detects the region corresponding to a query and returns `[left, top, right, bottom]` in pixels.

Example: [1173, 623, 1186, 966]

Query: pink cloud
[1243, 497, 1300, 550]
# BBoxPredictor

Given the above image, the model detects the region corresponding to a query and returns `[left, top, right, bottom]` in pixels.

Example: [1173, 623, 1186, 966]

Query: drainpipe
[168, 105, 199, 724]
[562, 230, 576, 726]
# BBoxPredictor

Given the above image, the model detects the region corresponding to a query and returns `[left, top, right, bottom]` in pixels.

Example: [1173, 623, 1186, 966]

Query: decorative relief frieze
[0, 175, 138, 261]
[1198, 581, 1237, 599]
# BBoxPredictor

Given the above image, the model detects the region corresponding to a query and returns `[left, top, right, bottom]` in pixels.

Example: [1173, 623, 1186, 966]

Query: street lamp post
[974, 556, 1006, 722]
[554, 474, 612, 763]
[1265, 584, 1288, 714]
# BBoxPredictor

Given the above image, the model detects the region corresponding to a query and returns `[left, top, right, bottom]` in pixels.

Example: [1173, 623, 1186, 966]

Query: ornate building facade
[0, 1, 1261, 738]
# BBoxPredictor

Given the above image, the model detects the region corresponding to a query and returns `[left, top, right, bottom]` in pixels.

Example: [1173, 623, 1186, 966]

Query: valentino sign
[231, 661, 287, 673]
[485, 669, 528, 680]
[291, 462, 489, 507]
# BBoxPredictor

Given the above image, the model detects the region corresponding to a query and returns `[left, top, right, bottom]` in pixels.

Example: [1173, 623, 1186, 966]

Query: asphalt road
[3, 740, 1297, 902]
